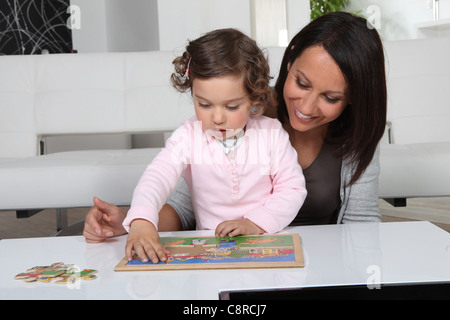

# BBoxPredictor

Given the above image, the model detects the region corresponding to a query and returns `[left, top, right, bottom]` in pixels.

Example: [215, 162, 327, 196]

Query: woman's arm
[338, 145, 381, 223]
[83, 198, 186, 242]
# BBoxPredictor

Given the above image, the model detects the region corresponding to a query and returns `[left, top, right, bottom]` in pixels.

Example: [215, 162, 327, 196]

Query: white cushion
[379, 142, 450, 198]
[0, 148, 160, 210]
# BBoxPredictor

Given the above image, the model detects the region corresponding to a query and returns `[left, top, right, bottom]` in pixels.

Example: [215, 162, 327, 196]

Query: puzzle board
[114, 234, 304, 271]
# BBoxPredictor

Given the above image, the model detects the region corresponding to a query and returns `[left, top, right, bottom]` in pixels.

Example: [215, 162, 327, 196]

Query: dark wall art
[0, 0, 73, 55]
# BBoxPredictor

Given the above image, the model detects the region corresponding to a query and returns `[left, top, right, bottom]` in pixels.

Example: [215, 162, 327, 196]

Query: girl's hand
[215, 219, 265, 237]
[125, 219, 169, 263]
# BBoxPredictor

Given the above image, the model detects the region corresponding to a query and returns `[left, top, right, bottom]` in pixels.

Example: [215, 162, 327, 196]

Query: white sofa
[0, 38, 449, 221]
[0, 50, 194, 214]
[379, 37, 450, 205]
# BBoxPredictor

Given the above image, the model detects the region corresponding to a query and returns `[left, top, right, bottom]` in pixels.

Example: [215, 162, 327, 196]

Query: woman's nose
[299, 92, 317, 115]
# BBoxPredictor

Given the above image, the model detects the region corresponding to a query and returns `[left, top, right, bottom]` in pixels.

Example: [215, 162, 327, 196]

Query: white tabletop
[1, 221, 449, 300]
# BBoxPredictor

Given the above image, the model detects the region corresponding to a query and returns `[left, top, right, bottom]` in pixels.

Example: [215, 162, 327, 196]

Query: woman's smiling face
[283, 45, 350, 135]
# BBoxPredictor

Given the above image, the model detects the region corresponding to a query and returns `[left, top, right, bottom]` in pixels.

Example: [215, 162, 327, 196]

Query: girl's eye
[226, 105, 239, 110]
[199, 103, 211, 108]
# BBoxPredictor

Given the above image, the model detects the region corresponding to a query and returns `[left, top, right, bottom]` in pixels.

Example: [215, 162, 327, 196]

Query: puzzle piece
[80, 269, 98, 276]
[14, 262, 98, 285]
[55, 276, 80, 285]
[14, 273, 37, 280]
[26, 266, 49, 273]
[37, 277, 53, 283]
[38, 270, 65, 278]
[81, 274, 97, 281]
[52, 263, 74, 271]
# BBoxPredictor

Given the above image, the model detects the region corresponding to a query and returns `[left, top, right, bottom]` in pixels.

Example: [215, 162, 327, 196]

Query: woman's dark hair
[275, 12, 387, 185]
[171, 28, 276, 115]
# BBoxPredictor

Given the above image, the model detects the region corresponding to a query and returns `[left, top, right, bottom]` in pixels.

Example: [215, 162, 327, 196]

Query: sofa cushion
[379, 142, 450, 198]
[0, 148, 160, 210]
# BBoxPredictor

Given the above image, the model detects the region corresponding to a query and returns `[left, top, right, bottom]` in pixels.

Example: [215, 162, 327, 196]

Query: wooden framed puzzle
[114, 234, 304, 271]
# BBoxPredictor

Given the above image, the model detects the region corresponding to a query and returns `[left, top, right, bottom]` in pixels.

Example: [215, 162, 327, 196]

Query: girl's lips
[206, 128, 228, 140]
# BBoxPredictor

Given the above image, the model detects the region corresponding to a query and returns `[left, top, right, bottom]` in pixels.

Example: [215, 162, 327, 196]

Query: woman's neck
[284, 123, 328, 170]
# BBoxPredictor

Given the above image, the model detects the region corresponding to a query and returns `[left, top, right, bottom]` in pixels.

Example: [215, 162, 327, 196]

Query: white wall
[250, 0, 310, 47]
[287, 0, 311, 40]
[157, 0, 252, 51]
[70, 0, 159, 53]
[71, 0, 311, 53]
[156, 0, 310, 50]
[346, 0, 450, 40]
[70, 0, 108, 52]
[105, 0, 159, 52]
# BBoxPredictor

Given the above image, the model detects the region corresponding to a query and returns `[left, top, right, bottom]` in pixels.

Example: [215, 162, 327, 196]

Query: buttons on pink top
[230, 162, 239, 198]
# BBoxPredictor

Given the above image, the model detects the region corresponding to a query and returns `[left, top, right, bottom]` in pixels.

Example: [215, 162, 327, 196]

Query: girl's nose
[212, 107, 226, 125]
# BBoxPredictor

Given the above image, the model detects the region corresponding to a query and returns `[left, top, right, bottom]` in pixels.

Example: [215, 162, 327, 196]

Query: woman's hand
[83, 197, 127, 243]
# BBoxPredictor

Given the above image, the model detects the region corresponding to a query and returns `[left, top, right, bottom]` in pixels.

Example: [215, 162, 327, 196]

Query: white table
[1, 221, 449, 300]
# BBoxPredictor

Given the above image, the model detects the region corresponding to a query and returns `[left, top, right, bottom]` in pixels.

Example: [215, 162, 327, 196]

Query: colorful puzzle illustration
[14, 262, 98, 284]
[115, 234, 304, 271]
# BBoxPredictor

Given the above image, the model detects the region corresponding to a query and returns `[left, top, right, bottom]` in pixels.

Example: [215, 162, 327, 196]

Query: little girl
[123, 28, 306, 263]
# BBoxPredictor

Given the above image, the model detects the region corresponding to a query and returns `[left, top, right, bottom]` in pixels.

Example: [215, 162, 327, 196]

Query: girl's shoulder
[248, 115, 283, 129]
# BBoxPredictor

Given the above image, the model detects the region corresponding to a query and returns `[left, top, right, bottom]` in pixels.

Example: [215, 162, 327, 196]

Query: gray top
[167, 145, 382, 230]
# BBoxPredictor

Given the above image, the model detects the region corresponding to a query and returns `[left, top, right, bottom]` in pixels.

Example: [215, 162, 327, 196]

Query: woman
[83, 12, 386, 242]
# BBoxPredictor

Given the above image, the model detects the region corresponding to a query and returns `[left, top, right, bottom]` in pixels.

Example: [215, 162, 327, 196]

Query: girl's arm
[122, 123, 191, 232]
[242, 120, 307, 234]
[122, 122, 191, 262]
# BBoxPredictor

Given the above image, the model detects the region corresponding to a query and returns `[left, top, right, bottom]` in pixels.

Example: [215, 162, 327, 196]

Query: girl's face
[192, 75, 252, 140]
[283, 45, 349, 135]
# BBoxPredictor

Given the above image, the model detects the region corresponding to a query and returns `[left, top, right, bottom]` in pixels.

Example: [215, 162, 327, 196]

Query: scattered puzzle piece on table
[14, 262, 98, 285]
[55, 276, 80, 285]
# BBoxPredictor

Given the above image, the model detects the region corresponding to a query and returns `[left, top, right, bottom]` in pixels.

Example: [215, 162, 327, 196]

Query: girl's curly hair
[171, 28, 276, 116]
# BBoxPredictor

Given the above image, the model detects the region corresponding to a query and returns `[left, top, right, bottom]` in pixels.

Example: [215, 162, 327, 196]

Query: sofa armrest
[386, 121, 392, 144]
[381, 121, 392, 144]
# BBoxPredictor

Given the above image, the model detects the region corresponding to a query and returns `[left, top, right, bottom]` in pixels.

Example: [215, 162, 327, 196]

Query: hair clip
[184, 58, 191, 80]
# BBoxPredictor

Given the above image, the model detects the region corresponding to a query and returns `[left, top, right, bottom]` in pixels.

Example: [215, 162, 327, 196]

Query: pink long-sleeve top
[122, 115, 307, 234]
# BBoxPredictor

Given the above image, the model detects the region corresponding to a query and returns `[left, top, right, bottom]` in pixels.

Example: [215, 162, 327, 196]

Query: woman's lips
[294, 108, 316, 122]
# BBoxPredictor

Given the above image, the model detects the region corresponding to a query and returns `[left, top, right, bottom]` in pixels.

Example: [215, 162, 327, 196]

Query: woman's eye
[324, 96, 340, 104]
[295, 78, 309, 89]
